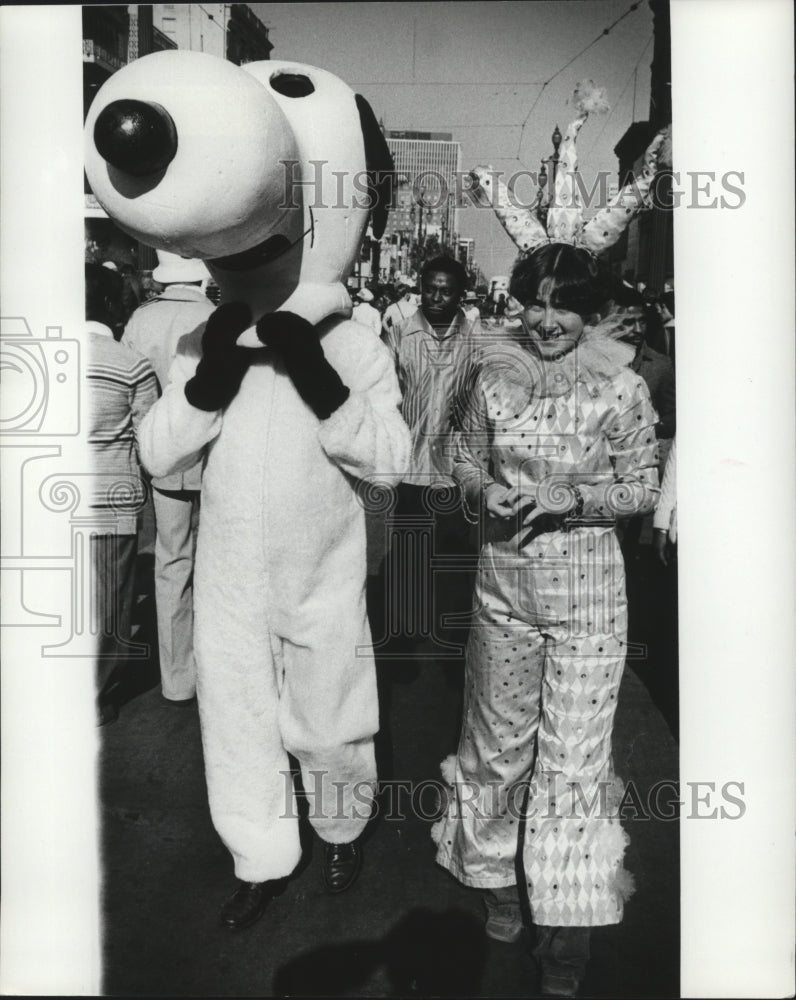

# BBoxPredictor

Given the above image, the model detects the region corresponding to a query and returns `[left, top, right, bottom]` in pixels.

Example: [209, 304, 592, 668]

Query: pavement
[98, 502, 679, 997]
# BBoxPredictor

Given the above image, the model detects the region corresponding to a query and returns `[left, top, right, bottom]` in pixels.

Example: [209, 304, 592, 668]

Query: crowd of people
[87, 241, 677, 997]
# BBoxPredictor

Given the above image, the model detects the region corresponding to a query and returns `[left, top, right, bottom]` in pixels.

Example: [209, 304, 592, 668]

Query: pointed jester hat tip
[471, 82, 669, 258]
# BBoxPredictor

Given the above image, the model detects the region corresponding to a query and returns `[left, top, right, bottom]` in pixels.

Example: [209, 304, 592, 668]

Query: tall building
[152, 4, 273, 63]
[84, 4, 273, 271]
[83, 5, 177, 119]
[456, 237, 475, 272]
[83, 6, 179, 270]
[610, 0, 673, 292]
[383, 131, 462, 246]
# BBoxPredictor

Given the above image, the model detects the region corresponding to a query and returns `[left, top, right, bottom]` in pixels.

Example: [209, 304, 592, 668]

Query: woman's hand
[485, 483, 539, 521]
[653, 528, 672, 566]
[484, 483, 516, 519]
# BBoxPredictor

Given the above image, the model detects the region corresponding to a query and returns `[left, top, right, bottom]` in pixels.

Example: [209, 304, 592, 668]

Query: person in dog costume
[85, 51, 409, 930]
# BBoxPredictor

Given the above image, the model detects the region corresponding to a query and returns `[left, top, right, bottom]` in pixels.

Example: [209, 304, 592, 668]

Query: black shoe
[96, 700, 119, 727]
[539, 967, 583, 997]
[322, 841, 362, 894]
[219, 880, 277, 931]
[162, 694, 197, 708]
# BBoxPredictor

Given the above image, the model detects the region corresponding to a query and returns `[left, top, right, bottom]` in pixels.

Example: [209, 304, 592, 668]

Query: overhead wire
[350, 4, 647, 163]
[584, 33, 653, 154]
[196, 5, 225, 30]
[515, 1, 642, 161]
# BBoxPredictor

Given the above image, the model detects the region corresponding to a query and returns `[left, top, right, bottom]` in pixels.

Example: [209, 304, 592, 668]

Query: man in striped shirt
[86, 263, 158, 724]
[380, 256, 481, 663]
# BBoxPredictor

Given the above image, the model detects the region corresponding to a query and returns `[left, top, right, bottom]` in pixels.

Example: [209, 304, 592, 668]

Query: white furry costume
[139, 314, 407, 880]
[84, 52, 409, 881]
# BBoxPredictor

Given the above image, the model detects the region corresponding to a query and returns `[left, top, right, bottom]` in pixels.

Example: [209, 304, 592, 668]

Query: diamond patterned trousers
[434, 526, 633, 926]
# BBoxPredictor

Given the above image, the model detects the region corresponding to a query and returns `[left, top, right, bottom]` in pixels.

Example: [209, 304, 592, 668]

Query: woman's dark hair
[509, 244, 606, 317]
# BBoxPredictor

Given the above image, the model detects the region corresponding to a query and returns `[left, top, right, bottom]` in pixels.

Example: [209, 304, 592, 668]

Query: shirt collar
[409, 307, 469, 341]
[158, 284, 208, 302]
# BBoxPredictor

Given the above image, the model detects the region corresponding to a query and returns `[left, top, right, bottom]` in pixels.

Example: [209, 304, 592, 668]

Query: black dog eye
[269, 73, 314, 98]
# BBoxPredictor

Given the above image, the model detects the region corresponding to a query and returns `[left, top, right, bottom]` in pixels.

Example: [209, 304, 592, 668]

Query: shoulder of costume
[319, 313, 382, 344]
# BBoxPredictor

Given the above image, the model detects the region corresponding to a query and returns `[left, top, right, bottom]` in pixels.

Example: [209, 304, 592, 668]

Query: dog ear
[355, 94, 394, 240]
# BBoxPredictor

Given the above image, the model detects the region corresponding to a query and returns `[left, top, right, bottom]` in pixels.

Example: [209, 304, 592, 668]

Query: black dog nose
[93, 99, 178, 176]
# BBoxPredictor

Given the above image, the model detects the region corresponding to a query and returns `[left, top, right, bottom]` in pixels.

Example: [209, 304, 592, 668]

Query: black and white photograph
[0, 3, 793, 997]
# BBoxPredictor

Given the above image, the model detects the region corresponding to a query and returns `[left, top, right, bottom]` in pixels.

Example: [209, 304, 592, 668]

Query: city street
[98, 504, 679, 998]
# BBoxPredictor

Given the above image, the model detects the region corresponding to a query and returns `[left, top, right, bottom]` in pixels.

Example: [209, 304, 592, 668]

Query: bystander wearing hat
[121, 250, 213, 704]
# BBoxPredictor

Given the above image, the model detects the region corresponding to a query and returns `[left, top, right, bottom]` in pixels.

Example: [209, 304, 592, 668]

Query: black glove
[184, 302, 254, 411]
[256, 311, 350, 420]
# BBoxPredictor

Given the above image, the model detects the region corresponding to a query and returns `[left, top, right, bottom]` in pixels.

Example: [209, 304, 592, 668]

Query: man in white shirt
[381, 279, 418, 339]
[462, 291, 481, 323]
[122, 251, 213, 704]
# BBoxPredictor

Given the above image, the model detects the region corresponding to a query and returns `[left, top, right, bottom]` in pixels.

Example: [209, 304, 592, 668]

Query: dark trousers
[533, 925, 591, 996]
[367, 482, 477, 779]
[377, 482, 476, 655]
[92, 532, 137, 703]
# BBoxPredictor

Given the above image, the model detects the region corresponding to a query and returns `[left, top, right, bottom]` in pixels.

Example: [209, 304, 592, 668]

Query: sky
[250, 1, 656, 280]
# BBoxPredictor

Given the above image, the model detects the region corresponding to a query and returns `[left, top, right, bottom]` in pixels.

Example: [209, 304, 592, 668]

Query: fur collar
[478, 326, 634, 401]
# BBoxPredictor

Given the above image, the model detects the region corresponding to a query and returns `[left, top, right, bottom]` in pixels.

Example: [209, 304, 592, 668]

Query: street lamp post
[537, 124, 563, 224]
[416, 187, 427, 246]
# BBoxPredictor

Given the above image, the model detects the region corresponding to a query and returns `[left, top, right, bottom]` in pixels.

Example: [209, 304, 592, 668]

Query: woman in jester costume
[432, 81, 669, 997]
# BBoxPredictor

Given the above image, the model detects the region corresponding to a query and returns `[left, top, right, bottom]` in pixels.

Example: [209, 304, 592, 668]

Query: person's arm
[567, 370, 661, 520]
[655, 357, 677, 439]
[256, 312, 411, 486]
[137, 303, 254, 478]
[653, 437, 676, 530]
[128, 357, 159, 450]
[316, 328, 410, 485]
[379, 317, 405, 397]
[137, 337, 221, 479]
[451, 366, 503, 522]
[653, 438, 677, 563]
